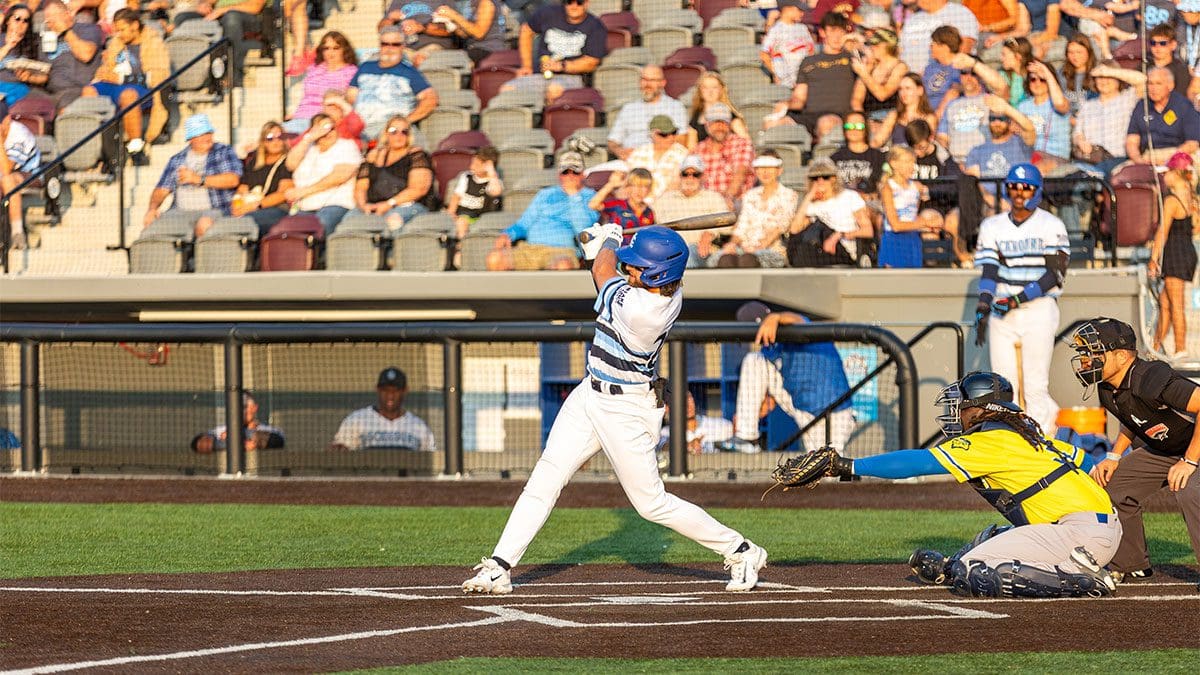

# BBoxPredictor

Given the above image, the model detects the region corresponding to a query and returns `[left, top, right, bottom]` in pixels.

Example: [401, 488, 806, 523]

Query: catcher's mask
[1067, 318, 1137, 386]
[935, 371, 1020, 436]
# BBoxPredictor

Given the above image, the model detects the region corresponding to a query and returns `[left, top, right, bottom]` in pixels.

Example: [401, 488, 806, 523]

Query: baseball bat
[578, 211, 737, 244]
[1014, 341, 1026, 410]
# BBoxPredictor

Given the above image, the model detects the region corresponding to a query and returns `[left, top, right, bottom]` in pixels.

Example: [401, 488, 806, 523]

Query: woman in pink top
[283, 31, 359, 134]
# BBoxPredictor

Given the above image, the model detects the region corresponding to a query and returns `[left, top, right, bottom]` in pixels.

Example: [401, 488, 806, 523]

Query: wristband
[600, 236, 620, 251]
[1183, 458, 1200, 468]
[1105, 452, 1123, 462]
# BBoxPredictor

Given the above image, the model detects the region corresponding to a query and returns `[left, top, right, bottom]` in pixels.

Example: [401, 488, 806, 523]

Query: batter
[462, 224, 767, 594]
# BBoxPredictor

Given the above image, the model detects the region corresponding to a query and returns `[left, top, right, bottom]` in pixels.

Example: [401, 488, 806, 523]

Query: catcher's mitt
[762, 446, 853, 499]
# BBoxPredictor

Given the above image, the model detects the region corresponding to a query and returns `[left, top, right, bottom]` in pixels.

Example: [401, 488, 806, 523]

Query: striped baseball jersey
[587, 277, 680, 386]
[931, 423, 1112, 524]
[974, 207, 1069, 300]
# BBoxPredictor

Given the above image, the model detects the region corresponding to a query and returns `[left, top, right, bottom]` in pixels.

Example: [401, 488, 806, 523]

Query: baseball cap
[649, 114, 677, 134]
[736, 301, 772, 323]
[1087, 318, 1138, 351]
[1167, 151, 1194, 171]
[377, 366, 408, 388]
[777, 0, 805, 9]
[752, 154, 784, 168]
[184, 114, 215, 140]
[680, 155, 705, 174]
[866, 28, 897, 47]
[704, 103, 733, 124]
[558, 151, 585, 173]
[1181, 0, 1200, 11]
[806, 157, 838, 179]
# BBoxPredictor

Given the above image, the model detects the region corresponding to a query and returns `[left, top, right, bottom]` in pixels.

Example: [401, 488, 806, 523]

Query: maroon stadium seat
[259, 215, 324, 271]
[1106, 164, 1162, 247]
[553, 87, 605, 112]
[543, 104, 596, 149]
[694, 0, 740, 28]
[601, 12, 640, 50]
[662, 63, 705, 99]
[471, 65, 519, 107]
[477, 49, 522, 69]
[431, 148, 475, 200]
[664, 46, 717, 70]
[437, 130, 492, 153]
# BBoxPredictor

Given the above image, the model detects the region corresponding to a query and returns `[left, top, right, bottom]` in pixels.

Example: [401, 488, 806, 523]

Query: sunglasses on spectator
[1150, 39, 1173, 46]
[1027, 76, 1046, 83]
[843, 122, 866, 131]
[811, 175, 835, 182]
[1006, 182, 1035, 192]
[652, 129, 676, 136]
[264, 133, 282, 141]
[387, 126, 409, 135]
[10, 15, 29, 22]
[681, 170, 702, 178]
[989, 115, 1008, 122]
[560, 169, 582, 175]
[381, 41, 404, 47]
[563, 0, 585, 5]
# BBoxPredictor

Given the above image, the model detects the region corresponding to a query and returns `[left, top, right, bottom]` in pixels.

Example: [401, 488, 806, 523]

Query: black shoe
[130, 151, 150, 167]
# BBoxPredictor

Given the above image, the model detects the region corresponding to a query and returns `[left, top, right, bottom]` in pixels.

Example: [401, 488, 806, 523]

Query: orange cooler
[1056, 407, 1107, 435]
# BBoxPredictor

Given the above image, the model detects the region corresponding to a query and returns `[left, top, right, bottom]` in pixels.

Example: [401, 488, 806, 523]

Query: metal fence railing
[0, 321, 919, 480]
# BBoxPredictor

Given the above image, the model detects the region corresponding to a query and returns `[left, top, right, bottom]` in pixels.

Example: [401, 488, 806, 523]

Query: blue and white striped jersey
[587, 277, 681, 386]
[974, 208, 1069, 299]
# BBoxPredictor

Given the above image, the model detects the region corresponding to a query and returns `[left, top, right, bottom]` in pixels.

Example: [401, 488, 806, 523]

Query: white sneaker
[724, 541, 767, 591]
[126, 138, 145, 154]
[1070, 547, 1116, 594]
[462, 557, 512, 594]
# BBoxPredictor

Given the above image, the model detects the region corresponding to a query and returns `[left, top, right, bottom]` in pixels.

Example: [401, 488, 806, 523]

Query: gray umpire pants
[1106, 448, 1200, 573]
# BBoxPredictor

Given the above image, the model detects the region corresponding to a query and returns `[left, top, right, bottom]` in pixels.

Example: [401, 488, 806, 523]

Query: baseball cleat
[724, 541, 767, 591]
[1070, 547, 1116, 594]
[462, 557, 512, 595]
[1110, 567, 1152, 584]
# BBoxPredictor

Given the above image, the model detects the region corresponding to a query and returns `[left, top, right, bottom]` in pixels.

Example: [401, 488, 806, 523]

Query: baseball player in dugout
[462, 224, 768, 595]
[770, 371, 1120, 599]
[973, 163, 1070, 435]
[1068, 318, 1200, 585]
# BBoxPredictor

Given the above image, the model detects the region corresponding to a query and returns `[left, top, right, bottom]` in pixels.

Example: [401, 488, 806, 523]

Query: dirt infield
[2, 477, 1197, 672]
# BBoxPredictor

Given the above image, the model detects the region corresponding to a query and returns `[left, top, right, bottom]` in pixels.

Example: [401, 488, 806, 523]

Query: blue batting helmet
[1005, 162, 1043, 210]
[616, 226, 688, 288]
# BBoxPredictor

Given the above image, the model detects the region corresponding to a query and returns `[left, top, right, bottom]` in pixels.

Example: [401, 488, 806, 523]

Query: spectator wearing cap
[1, 99, 38, 250]
[759, 0, 816, 90]
[694, 102, 754, 206]
[788, 157, 874, 267]
[487, 151, 597, 271]
[144, 114, 242, 234]
[509, 0, 607, 98]
[685, 72, 751, 150]
[348, 25, 439, 140]
[937, 55, 1012, 163]
[19, 0, 104, 108]
[1125, 67, 1200, 166]
[716, 151, 798, 269]
[607, 65, 688, 161]
[589, 166, 655, 231]
[849, 26, 906, 126]
[1073, 60, 1144, 176]
[963, 97, 1035, 180]
[764, 12, 857, 146]
[653, 155, 730, 267]
[626, 114, 689, 203]
[285, 113, 362, 234]
[899, 0, 979, 76]
[330, 367, 436, 452]
[192, 392, 285, 454]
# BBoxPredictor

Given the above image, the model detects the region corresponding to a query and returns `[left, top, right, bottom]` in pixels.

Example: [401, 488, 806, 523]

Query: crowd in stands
[2, 0, 1199, 272]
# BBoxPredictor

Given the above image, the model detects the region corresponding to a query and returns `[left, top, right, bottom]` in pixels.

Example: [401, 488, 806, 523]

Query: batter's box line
[467, 604, 1009, 628]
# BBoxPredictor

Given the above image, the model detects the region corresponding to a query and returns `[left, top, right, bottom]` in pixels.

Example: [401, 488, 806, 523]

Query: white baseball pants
[492, 379, 745, 567]
[734, 352, 856, 452]
[988, 296, 1060, 434]
[963, 511, 1122, 573]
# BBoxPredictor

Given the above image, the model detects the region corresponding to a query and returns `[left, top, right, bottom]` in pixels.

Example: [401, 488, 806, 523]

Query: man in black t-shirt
[766, 11, 856, 145]
[507, 0, 606, 98]
[1068, 317, 1200, 586]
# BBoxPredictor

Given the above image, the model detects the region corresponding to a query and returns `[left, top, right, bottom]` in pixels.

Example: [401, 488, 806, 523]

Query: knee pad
[909, 549, 950, 585]
[949, 559, 1001, 597]
[947, 524, 1014, 570]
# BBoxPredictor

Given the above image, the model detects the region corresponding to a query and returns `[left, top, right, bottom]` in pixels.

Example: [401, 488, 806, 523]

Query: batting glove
[973, 301, 990, 347]
[992, 296, 1022, 316]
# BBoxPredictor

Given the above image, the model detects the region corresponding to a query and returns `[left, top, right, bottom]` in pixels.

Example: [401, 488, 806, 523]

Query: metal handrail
[0, 37, 234, 273]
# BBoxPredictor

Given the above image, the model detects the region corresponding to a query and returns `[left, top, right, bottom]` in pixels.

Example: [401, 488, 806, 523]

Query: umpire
[1068, 317, 1200, 584]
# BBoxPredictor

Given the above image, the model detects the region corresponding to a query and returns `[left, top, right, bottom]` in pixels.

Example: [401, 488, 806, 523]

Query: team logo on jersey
[950, 438, 971, 452]
[1146, 423, 1169, 441]
[1131, 414, 1147, 425]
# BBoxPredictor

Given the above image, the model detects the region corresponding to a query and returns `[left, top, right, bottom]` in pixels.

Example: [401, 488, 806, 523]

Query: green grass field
[3, 501, 1197, 672]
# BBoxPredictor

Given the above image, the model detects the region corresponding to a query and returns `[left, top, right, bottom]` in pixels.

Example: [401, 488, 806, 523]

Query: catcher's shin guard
[909, 549, 951, 585]
[949, 559, 1002, 597]
[993, 561, 1115, 598]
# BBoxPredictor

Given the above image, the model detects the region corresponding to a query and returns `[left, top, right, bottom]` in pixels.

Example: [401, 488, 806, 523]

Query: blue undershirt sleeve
[852, 449, 951, 479]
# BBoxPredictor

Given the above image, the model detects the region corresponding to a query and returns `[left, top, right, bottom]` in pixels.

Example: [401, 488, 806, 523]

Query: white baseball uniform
[489, 276, 747, 567]
[975, 207, 1069, 434]
[331, 407, 436, 451]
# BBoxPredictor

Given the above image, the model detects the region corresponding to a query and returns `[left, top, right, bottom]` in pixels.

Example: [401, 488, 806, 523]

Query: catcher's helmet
[617, 225, 688, 288]
[1066, 317, 1138, 386]
[935, 371, 1020, 436]
[1006, 163, 1043, 210]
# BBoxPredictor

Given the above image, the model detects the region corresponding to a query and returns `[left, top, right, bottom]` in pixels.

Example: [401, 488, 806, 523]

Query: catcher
[770, 371, 1122, 598]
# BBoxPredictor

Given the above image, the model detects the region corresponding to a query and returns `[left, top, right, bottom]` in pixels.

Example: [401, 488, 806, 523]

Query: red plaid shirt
[695, 134, 755, 199]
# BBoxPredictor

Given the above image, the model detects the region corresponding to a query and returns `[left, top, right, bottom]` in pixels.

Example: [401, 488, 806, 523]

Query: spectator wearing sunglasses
[487, 151, 597, 271]
[1016, 60, 1071, 163]
[626, 114, 689, 203]
[348, 25, 439, 140]
[1147, 22, 1191, 97]
[653, 156, 729, 268]
[508, 0, 606, 98]
[285, 113, 362, 234]
[355, 115, 439, 230]
[195, 121, 294, 238]
[963, 96, 1035, 180]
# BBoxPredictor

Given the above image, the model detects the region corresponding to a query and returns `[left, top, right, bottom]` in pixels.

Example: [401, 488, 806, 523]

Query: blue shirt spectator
[924, 61, 962, 114]
[151, 114, 242, 217]
[967, 134, 1032, 178]
[504, 183, 597, 250]
[1019, 95, 1071, 159]
[349, 25, 438, 138]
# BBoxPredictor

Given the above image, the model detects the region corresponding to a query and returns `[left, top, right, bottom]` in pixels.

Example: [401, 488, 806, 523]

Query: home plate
[593, 596, 701, 604]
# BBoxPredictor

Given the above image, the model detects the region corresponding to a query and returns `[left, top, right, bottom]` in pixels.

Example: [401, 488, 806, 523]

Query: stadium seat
[739, 102, 777, 137]
[420, 109, 473, 152]
[392, 212, 451, 272]
[761, 144, 804, 180]
[501, 187, 540, 216]
[487, 88, 542, 111]
[662, 63, 705, 99]
[130, 215, 195, 274]
[604, 46, 655, 67]
[514, 169, 560, 191]
[560, 126, 612, 168]
[734, 82, 793, 107]
[326, 216, 392, 271]
[421, 68, 463, 92]
[589, 0, 626, 14]
[694, 0, 740, 27]
[55, 96, 115, 181]
[471, 65, 520, 108]
[437, 130, 492, 153]
[439, 88, 482, 112]
[708, 7, 765, 29]
[166, 19, 225, 107]
[459, 212, 516, 270]
[432, 148, 476, 200]
[193, 217, 260, 273]
[601, 12, 641, 50]
[632, 0, 688, 24]
[758, 124, 812, 154]
[259, 215, 324, 271]
[664, 46, 717, 70]
[606, 26, 633, 51]
[543, 104, 596, 150]
[477, 49, 523, 69]
[642, 27, 692, 64]
[419, 49, 473, 75]
[703, 25, 757, 65]
[499, 128, 555, 154]
[595, 64, 643, 108]
[1107, 164, 1161, 247]
[480, 105, 537, 140]
[10, 94, 56, 135]
[722, 63, 772, 104]
[498, 147, 547, 181]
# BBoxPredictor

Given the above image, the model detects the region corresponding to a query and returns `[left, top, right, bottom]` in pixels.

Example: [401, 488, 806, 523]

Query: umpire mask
[1068, 324, 1106, 387]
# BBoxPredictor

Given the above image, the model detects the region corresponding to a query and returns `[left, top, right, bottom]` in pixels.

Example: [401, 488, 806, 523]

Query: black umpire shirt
[1098, 358, 1198, 457]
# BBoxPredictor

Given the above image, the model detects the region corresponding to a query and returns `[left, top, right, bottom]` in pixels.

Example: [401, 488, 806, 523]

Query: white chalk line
[0, 615, 512, 675]
[469, 603, 1010, 627]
